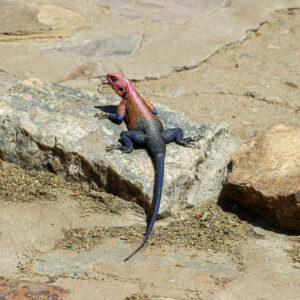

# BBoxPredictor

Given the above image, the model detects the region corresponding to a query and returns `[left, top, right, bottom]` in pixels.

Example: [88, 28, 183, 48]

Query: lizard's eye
[111, 77, 118, 82]
[119, 87, 123, 92]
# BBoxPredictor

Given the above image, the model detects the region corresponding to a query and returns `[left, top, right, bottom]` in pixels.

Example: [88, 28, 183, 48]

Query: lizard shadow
[94, 105, 118, 114]
[94, 105, 123, 124]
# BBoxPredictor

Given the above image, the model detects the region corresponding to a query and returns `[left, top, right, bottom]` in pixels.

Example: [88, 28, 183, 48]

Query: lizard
[95, 73, 201, 261]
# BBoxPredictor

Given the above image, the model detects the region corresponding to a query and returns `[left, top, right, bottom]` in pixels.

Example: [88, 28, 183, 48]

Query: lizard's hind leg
[106, 130, 146, 153]
[162, 128, 202, 148]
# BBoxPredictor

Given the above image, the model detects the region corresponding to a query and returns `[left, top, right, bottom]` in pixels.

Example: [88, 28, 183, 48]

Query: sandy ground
[0, 1, 299, 299]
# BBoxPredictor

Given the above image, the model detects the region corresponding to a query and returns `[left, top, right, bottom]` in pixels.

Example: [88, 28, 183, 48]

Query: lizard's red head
[107, 73, 130, 98]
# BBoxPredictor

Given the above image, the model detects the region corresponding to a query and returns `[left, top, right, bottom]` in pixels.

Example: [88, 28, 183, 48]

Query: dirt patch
[0, 159, 66, 202]
[0, 159, 127, 215]
[55, 198, 257, 258]
[125, 295, 150, 300]
[286, 236, 300, 263]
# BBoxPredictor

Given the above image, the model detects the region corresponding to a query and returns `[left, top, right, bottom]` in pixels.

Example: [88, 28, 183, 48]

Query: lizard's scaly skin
[97, 73, 199, 261]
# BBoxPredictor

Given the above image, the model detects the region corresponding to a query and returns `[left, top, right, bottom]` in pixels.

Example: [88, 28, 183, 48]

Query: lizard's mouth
[106, 75, 113, 86]
[106, 75, 118, 93]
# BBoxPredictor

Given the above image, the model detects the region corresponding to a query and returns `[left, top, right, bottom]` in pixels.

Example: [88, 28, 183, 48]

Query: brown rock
[0, 276, 69, 299]
[62, 64, 105, 81]
[224, 125, 300, 232]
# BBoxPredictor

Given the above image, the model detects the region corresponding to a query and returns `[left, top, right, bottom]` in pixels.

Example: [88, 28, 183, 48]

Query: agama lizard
[95, 73, 201, 261]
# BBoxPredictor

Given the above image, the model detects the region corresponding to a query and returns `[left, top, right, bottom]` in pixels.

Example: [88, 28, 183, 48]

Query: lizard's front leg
[95, 98, 127, 124]
[161, 128, 202, 148]
[94, 112, 124, 124]
[106, 130, 146, 153]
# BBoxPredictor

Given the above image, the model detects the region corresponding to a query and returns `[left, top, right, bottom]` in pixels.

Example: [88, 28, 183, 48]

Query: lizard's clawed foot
[183, 134, 203, 148]
[106, 144, 121, 152]
[106, 144, 132, 153]
[192, 134, 203, 142]
[94, 112, 108, 120]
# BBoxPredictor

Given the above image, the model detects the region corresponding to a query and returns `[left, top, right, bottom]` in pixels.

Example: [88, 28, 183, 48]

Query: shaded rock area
[0, 276, 69, 299]
[224, 125, 300, 232]
[0, 80, 236, 216]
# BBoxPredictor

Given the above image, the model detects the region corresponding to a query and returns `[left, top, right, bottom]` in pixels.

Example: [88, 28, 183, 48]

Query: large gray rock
[0, 79, 236, 216]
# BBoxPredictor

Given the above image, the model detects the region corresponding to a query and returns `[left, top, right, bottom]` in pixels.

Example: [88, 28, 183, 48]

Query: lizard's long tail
[124, 151, 165, 261]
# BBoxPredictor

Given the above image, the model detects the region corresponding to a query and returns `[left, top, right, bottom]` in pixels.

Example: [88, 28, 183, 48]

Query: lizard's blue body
[95, 73, 200, 261]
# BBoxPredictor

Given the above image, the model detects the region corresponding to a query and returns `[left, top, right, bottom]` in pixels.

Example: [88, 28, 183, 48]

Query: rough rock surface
[0, 277, 69, 299]
[224, 125, 300, 232]
[0, 79, 236, 216]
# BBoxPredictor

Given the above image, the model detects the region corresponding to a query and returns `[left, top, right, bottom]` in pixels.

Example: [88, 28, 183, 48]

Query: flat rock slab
[45, 36, 142, 58]
[92, 0, 224, 24]
[33, 240, 240, 279]
[0, 2, 51, 35]
[99, 0, 300, 80]
[0, 2, 88, 41]
[224, 125, 300, 232]
[0, 276, 68, 299]
[0, 79, 236, 216]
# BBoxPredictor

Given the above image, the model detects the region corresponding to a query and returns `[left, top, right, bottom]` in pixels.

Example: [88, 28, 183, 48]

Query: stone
[0, 276, 68, 299]
[0, 71, 19, 90]
[45, 36, 142, 58]
[33, 240, 240, 278]
[0, 2, 51, 37]
[92, 0, 224, 24]
[223, 125, 300, 232]
[0, 80, 236, 216]
[0, 2, 88, 41]
[62, 64, 105, 81]
[103, 0, 300, 80]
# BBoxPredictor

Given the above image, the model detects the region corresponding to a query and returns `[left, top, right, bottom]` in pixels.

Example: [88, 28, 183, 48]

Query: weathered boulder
[0, 79, 236, 216]
[224, 125, 300, 232]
